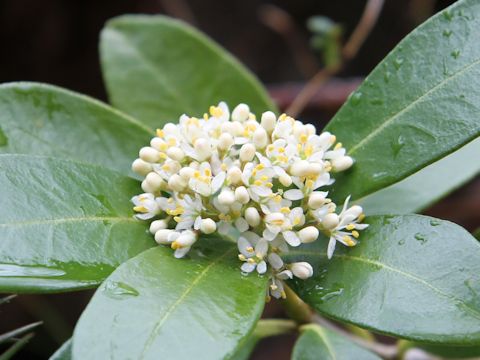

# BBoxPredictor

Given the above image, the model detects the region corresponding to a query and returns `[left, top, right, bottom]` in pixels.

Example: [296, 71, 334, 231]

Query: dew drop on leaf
[443, 29, 453, 37]
[398, 239, 406, 246]
[414, 233, 428, 244]
[443, 10, 454, 21]
[451, 50, 460, 59]
[350, 92, 363, 106]
[430, 219, 442, 226]
[102, 281, 139, 299]
[393, 57, 404, 70]
[391, 135, 406, 158]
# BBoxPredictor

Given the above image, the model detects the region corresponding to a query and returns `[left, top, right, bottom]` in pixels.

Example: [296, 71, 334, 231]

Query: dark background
[1, 1, 477, 359]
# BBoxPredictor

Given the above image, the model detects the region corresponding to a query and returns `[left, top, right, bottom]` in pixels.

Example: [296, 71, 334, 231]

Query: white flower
[130, 101, 368, 300]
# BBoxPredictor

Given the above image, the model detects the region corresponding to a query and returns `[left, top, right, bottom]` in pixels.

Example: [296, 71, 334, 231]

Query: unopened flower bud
[218, 132, 234, 151]
[145, 172, 165, 190]
[245, 207, 260, 227]
[218, 189, 235, 205]
[150, 219, 169, 234]
[279, 173, 293, 187]
[290, 160, 310, 177]
[240, 143, 256, 162]
[232, 103, 250, 122]
[150, 137, 166, 151]
[260, 111, 276, 132]
[132, 158, 152, 176]
[200, 218, 217, 234]
[253, 127, 268, 149]
[227, 166, 242, 184]
[308, 192, 327, 209]
[194, 138, 212, 161]
[322, 213, 339, 230]
[168, 174, 187, 192]
[179, 167, 195, 180]
[291, 262, 314, 279]
[139, 147, 160, 162]
[235, 186, 250, 204]
[155, 229, 174, 244]
[332, 156, 353, 172]
[298, 226, 319, 243]
[175, 230, 197, 247]
[167, 147, 185, 161]
[345, 205, 363, 218]
[141, 180, 156, 193]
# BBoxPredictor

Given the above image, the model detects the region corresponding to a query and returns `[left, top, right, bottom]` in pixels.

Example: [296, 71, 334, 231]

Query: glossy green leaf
[417, 343, 480, 358]
[0, 82, 153, 176]
[292, 324, 380, 360]
[286, 215, 480, 344]
[100, 15, 276, 127]
[49, 339, 72, 360]
[325, 0, 480, 201]
[0, 155, 154, 293]
[358, 138, 480, 214]
[72, 242, 268, 360]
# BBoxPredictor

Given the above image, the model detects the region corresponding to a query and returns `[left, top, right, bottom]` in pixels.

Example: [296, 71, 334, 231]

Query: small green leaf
[292, 324, 380, 360]
[0, 82, 153, 176]
[100, 15, 276, 127]
[325, 0, 480, 201]
[49, 339, 72, 360]
[286, 215, 480, 344]
[357, 138, 480, 214]
[0, 155, 154, 293]
[417, 343, 480, 358]
[72, 241, 268, 359]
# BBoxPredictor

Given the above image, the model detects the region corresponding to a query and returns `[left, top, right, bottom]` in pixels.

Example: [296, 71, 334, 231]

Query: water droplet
[443, 29, 453, 37]
[0, 127, 8, 147]
[443, 10, 454, 21]
[103, 281, 139, 299]
[0, 264, 66, 277]
[372, 171, 388, 179]
[350, 92, 363, 106]
[414, 233, 427, 244]
[393, 57, 404, 70]
[430, 219, 442, 226]
[398, 239, 406, 245]
[370, 98, 384, 105]
[383, 70, 391, 83]
[391, 136, 406, 158]
[451, 50, 460, 59]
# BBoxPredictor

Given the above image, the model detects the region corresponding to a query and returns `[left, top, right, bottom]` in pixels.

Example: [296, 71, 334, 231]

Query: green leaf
[0, 333, 34, 360]
[285, 215, 480, 345]
[100, 15, 276, 127]
[357, 138, 480, 214]
[72, 241, 268, 360]
[417, 343, 480, 358]
[0, 82, 153, 176]
[291, 324, 381, 360]
[0, 322, 42, 345]
[49, 339, 72, 360]
[325, 0, 480, 201]
[0, 155, 154, 293]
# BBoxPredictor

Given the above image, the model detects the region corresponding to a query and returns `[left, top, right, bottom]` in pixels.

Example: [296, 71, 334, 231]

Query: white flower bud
[260, 111, 276, 132]
[230, 121, 244, 136]
[290, 160, 310, 177]
[175, 230, 197, 247]
[131, 158, 152, 176]
[168, 174, 187, 192]
[235, 186, 250, 204]
[345, 205, 363, 218]
[155, 229, 174, 244]
[200, 218, 217, 234]
[218, 132, 234, 151]
[150, 137, 165, 151]
[141, 180, 156, 193]
[194, 138, 212, 161]
[291, 262, 314, 279]
[305, 124, 316, 135]
[179, 167, 195, 180]
[167, 146, 185, 161]
[298, 226, 319, 243]
[139, 147, 160, 162]
[308, 192, 327, 209]
[279, 173, 293, 187]
[245, 207, 260, 227]
[232, 103, 250, 122]
[150, 219, 169, 234]
[253, 127, 268, 149]
[240, 143, 256, 162]
[322, 213, 339, 229]
[218, 189, 235, 205]
[308, 163, 323, 175]
[332, 156, 353, 172]
[227, 166, 243, 185]
[145, 172, 165, 190]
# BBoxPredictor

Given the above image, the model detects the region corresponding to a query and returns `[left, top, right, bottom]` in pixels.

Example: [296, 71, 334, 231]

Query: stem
[281, 284, 314, 324]
[254, 319, 297, 338]
[286, 0, 385, 117]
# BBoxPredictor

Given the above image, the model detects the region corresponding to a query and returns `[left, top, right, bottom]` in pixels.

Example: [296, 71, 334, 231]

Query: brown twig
[286, 0, 385, 117]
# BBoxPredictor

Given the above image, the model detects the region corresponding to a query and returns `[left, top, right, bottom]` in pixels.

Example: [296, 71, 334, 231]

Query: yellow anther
[293, 216, 302, 226]
[193, 171, 201, 179]
[171, 241, 180, 250]
[281, 291, 287, 299]
[133, 206, 148, 213]
[173, 216, 182, 223]
[265, 295, 272, 303]
[278, 147, 285, 153]
[305, 145, 313, 157]
[346, 224, 355, 231]
[168, 138, 177, 146]
[238, 254, 246, 261]
[343, 235, 356, 246]
[246, 246, 254, 253]
[305, 179, 315, 188]
[209, 106, 223, 118]
[254, 180, 263, 186]
[256, 163, 265, 170]
[159, 143, 168, 151]
[260, 175, 268, 181]
[330, 135, 337, 144]
[203, 113, 209, 120]
[159, 152, 168, 159]
[270, 284, 278, 291]
[278, 155, 288, 163]
[271, 219, 284, 226]
[204, 168, 211, 177]
[334, 142, 343, 150]
[162, 164, 171, 171]
[279, 113, 287, 121]
[267, 144, 275, 152]
[156, 129, 165, 138]
[352, 230, 360, 238]
[299, 134, 308, 143]
[280, 207, 291, 214]
[358, 213, 366, 222]
[247, 258, 256, 264]
[249, 113, 256, 120]
[274, 195, 282, 203]
[256, 253, 264, 260]
[221, 163, 227, 171]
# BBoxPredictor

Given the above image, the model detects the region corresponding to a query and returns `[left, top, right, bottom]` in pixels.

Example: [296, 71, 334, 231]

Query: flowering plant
[0, 0, 479, 359]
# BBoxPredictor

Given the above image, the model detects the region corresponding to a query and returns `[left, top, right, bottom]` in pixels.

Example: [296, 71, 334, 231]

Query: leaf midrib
[139, 247, 237, 359]
[288, 251, 480, 320]
[347, 56, 480, 155]
[311, 326, 337, 360]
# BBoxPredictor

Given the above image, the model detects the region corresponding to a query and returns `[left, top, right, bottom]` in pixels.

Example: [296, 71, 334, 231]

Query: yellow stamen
[351, 230, 360, 238]
[334, 142, 343, 150]
[156, 129, 164, 138]
[346, 224, 355, 231]
[280, 207, 291, 214]
[133, 206, 148, 213]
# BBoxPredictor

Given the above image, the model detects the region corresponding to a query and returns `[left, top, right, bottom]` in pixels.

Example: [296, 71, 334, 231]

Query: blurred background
[1, 0, 477, 359]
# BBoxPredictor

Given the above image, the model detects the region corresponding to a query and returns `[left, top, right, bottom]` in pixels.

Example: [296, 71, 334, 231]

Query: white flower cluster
[131, 102, 368, 300]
